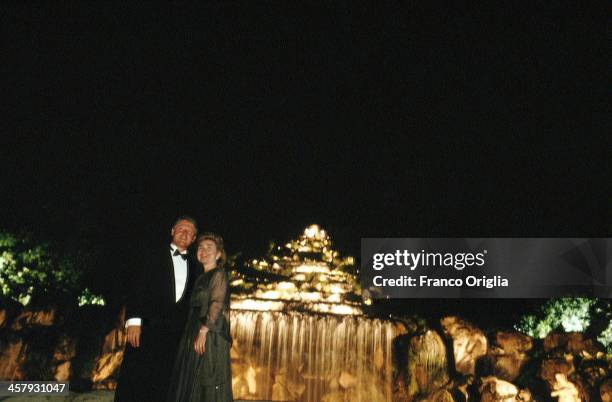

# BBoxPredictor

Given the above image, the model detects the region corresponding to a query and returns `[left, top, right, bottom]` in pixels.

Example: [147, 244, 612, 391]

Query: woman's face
[197, 239, 221, 270]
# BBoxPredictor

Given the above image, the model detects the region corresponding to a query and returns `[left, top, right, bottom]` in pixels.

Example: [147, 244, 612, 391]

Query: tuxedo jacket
[115, 244, 201, 402]
[125, 244, 201, 335]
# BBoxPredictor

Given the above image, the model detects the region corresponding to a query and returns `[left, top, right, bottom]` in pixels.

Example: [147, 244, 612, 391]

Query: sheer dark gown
[167, 267, 233, 402]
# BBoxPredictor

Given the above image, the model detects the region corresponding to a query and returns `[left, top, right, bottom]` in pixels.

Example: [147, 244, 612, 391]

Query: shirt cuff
[125, 318, 142, 328]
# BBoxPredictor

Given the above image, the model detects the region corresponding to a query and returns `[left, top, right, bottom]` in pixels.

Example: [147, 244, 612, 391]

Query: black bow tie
[173, 249, 188, 260]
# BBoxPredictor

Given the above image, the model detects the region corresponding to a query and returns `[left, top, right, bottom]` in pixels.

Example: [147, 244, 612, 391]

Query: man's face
[171, 220, 197, 251]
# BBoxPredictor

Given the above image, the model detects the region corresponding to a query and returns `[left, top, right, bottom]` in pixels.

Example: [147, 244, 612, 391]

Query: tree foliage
[516, 297, 611, 352]
[0, 231, 82, 306]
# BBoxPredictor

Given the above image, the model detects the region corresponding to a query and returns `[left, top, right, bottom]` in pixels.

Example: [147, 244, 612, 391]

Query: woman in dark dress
[167, 233, 233, 402]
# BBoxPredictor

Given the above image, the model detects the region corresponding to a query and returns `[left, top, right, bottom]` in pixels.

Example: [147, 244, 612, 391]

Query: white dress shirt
[170, 244, 189, 302]
[125, 243, 188, 327]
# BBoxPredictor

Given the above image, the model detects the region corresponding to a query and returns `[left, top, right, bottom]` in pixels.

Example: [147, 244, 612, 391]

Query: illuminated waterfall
[229, 225, 405, 402]
[230, 311, 400, 402]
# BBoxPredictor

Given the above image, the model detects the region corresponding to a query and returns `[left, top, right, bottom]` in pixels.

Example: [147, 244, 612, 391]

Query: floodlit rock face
[10, 308, 55, 330]
[54, 360, 71, 381]
[1, 299, 610, 401]
[479, 376, 519, 402]
[539, 356, 575, 388]
[2, 300, 611, 402]
[484, 331, 533, 381]
[0, 339, 25, 380]
[422, 388, 456, 402]
[52, 334, 76, 381]
[91, 350, 123, 384]
[91, 325, 125, 384]
[539, 355, 596, 402]
[601, 378, 612, 402]
[440, 316, 488, 376]
[403, 330, 449, 399]
[517, 388, 534, 401]
[0, 306, 126, 384]
[52, 334, 76, 361]
[550, 373, 581, 402]
[544, 332, 604, 355]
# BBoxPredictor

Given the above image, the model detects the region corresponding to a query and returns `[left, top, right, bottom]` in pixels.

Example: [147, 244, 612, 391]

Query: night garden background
[2, 1, 610, 401]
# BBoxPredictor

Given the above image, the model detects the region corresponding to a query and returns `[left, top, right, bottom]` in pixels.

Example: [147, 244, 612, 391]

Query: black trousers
[114, 325, 183, 402]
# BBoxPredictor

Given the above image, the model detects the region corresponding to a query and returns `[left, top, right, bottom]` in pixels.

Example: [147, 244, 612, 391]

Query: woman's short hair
[196, 232, 227, 268]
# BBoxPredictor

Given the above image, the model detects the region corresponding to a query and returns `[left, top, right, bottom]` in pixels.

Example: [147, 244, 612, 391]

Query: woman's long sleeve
[200, 270, 228, 331]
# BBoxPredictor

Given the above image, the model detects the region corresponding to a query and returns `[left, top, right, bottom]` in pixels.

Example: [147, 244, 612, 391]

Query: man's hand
[126, 325, 141, 348]
[194, 327, 208, 355]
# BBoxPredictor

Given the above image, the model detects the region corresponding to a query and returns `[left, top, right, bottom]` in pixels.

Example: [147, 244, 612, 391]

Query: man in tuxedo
[114, 216, 200, 402]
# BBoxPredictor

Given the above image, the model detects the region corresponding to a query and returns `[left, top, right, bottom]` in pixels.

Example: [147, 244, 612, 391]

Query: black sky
[2, 2, 609, 300]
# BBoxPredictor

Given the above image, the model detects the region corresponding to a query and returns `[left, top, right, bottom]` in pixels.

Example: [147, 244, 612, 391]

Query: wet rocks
[404, 330, 449, 398]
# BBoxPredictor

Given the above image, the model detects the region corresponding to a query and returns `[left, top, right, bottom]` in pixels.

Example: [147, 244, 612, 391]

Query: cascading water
[228, 225, 406, 402]
[230, 310, 400, 402]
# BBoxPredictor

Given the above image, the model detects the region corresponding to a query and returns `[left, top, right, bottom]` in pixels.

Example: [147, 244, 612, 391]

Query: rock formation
[601, 378, 612, 402]
[479, 376, 519, 402]
[440, 316, 488, 376]
[402, 329, 449, 399]
[0, 305, 610, 401]
[544, 332, 604, 356]
[484, 331, 533, 381]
